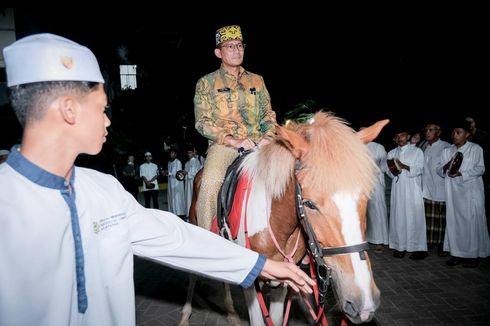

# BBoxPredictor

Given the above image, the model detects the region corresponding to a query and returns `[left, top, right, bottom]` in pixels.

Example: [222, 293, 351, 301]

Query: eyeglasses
[220, 43, 246, 51]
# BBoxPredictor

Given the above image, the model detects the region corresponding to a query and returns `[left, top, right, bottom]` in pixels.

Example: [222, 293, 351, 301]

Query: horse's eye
[303, 200, 317, 210]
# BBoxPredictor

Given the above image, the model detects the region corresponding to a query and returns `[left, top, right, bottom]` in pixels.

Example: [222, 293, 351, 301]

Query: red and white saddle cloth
[211, 173, 251, 240]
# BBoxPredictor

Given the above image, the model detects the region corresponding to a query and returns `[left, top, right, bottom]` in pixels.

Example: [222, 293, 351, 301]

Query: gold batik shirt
[194, 65, 276, 145]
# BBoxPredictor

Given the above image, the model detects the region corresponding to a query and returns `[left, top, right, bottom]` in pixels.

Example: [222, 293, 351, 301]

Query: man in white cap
[194, 25, 277, 231]
[139, 151, 160, 208]
[0, 33, 314, 326]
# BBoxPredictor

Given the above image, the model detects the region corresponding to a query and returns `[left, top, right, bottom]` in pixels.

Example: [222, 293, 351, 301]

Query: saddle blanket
[211, 174, 251, 239]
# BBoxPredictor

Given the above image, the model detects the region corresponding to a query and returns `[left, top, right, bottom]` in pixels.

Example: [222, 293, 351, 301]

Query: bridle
[294, 160, 369, 305]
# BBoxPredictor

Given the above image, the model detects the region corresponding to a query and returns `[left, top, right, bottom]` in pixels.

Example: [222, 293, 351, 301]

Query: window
[120, 65, 137, 90]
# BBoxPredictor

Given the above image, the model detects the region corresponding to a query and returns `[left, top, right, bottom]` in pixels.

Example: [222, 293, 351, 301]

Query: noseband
[294, 161, 369, 305]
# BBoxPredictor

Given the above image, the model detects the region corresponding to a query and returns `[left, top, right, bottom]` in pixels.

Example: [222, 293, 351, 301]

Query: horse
[180, 112, 388, 325]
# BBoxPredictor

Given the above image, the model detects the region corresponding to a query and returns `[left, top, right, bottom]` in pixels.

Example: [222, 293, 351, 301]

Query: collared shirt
[194, 65, 276, 146]
[0, 147, 265, 326]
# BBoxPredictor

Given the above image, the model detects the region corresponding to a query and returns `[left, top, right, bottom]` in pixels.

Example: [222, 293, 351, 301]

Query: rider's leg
[196, 144, 238, 231]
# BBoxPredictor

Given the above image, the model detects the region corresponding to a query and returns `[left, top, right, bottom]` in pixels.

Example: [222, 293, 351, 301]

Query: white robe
[387, 144, 427, 251]
[422, 139, 451, 202]
[167, 158, 186, 215]
[365, 142, 389, 245]
[437, 141, 490, 258]
[184, 156, 202, 216]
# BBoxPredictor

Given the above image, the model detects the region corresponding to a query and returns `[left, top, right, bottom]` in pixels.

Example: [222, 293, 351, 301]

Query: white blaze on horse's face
[332, 190, 376, 321]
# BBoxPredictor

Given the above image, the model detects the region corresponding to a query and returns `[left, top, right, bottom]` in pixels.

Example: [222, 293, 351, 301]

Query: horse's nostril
[343, 301, 357, 317]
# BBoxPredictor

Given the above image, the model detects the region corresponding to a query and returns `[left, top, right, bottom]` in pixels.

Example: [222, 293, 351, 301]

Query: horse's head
[275, 112, 388, 323]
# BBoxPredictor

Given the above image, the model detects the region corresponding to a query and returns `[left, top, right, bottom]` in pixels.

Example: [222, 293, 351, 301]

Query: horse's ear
[276, 124, 308, 159]
[357, 119, 390, 144]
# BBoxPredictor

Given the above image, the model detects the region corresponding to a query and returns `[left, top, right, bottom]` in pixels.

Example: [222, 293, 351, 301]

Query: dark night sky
[1, 6, 488, 167]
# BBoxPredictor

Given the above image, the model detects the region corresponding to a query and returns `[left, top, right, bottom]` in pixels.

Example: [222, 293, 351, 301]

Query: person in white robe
[437, 121, 490, 268]
[365, 140, 389, 252]
[184, 146, 203, 217]
[0, 33, 314, 326]
[387, 129, 428, 259]
[167, 149, 186, 217]
[422, 124, 451, 256]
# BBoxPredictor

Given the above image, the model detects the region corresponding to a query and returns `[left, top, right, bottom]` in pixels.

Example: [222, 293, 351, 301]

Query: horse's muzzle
[343, 301, 375, 324]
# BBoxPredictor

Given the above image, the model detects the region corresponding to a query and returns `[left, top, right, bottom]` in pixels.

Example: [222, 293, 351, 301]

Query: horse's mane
[240, 112, 377, 200]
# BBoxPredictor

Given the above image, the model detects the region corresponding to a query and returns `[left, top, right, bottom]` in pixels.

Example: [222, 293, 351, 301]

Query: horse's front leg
[223, 283, 241, 325]
[269, 283, 288, 326]
[243, 285, 266, 326]
[179, 274, 197, 326]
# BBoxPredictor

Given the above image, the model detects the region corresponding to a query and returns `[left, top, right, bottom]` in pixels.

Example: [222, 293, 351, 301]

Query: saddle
[212, 151, 251, 240]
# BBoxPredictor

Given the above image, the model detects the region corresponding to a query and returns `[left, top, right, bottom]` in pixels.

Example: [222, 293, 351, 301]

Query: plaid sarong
[424, 198, 446, 246]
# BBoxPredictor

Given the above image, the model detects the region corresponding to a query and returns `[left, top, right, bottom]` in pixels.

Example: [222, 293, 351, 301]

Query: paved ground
[134, 190, 490, 326]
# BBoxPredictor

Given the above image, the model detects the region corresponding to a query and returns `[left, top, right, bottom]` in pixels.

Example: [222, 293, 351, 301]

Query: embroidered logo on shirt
[93, 221, 101, 234]
[93, 213, 127, 234]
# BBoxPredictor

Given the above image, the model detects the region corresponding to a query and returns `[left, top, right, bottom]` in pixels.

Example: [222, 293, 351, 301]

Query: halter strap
[295, 181, 369, 260]
[294, 161, 370, 306]
[322, 242, 369, 260]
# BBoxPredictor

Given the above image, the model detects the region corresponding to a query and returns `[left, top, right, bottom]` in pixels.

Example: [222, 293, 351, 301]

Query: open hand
[259, 259, 315, 295]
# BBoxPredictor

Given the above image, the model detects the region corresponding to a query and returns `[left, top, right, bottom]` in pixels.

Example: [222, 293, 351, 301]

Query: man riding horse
[194, 24, 276, 231]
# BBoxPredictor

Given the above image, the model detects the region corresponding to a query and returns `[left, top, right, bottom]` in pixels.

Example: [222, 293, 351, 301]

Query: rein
[294, 160, 369, 306]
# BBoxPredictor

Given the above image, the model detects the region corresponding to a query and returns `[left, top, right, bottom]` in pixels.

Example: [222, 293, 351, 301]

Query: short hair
[9, 81, 99, 127]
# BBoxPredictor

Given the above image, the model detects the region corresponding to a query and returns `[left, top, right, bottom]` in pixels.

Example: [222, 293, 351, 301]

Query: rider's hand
[225, 136, 255, 151]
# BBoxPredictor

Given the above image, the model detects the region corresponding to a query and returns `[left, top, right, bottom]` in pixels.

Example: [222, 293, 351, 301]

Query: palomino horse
[181, 112, 388, 325]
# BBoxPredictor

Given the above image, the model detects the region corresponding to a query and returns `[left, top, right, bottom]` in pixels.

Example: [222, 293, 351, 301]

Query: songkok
[452, 119, 472, 133]
[3, 33, 104, 87]
[144, 152, 152, 157]
[215, 25, 243, 47]
[0, 149, 10, 156]
[388, 121, 410, 136]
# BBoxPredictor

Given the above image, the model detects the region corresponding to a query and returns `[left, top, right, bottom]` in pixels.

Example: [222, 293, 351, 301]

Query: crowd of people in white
[364, 119, 489, 268]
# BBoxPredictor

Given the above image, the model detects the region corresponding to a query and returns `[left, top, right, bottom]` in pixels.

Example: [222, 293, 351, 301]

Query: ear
[214, 48, 222, 59]
[58, 96, 78, 125]
[276, 124, 308, 159]
[357, 119, 390, 144]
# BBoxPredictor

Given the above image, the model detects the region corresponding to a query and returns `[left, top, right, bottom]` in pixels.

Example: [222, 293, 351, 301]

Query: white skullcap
[3, 33, 104, 87]
[0, 149, 10, 156]
[144, 152, 152, 156]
